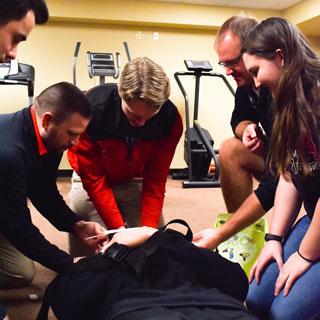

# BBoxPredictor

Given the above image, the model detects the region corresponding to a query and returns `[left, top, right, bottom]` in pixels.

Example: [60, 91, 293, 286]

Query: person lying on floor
[38, 220, 257, 320]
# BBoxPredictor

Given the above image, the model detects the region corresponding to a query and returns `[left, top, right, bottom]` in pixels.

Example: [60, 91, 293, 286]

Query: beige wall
[0, 0, 319, 169]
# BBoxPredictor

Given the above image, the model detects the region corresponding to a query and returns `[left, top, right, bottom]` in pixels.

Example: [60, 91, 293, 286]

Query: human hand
[249, 241, 283, 284]
[192, 228, 220, 249]
[73, 220, 108, 253]
[101, 226, 157, 253]
[274, 251, 313, 297]
[73, 256, 84, 263]
[242, 123, 264, 154]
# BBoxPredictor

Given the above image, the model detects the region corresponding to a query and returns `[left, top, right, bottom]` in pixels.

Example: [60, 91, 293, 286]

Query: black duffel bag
[37, 219, 256, 320]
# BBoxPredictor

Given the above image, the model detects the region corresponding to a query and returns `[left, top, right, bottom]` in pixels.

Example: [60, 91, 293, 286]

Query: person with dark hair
[0, 0, 48, 25]
[242, 17, 320, 320]
[193, 15, 276, 250]
[0, 82, 106, 294]
[67, 57, 183, 256]
[0, 1, 49, 318]
[0, 0, 48, 63]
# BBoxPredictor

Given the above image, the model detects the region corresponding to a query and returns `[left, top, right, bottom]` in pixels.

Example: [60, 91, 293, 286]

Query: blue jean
[0, 302, 6, 320]
[246, 215, 320, 320]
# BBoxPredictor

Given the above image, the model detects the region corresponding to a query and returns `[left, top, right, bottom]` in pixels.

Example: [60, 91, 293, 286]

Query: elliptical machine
[174, 60, 235, 188]
[72, 41, 132, 86]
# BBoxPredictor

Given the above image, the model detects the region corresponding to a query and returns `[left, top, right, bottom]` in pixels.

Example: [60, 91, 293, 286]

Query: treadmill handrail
[174, 72, 193, 180]
[73, 41, 81, 86]
[174, 71, 235, 96]
[194, 120, 220, 180]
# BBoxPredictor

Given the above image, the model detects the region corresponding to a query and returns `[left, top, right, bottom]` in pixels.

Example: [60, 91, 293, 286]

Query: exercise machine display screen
[184, 60, 212, 72]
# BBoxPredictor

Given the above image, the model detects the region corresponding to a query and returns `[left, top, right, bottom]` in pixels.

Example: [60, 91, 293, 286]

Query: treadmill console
[184, 60, 212, 72]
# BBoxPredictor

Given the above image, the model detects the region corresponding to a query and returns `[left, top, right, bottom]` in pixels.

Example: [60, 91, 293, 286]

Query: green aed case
[214, 213, 268, 277]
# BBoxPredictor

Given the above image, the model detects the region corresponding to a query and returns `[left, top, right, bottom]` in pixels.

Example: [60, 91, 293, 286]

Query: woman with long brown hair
[242, 17, 320, 319]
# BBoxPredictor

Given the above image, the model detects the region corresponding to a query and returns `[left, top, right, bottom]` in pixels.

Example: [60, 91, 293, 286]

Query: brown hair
[244, 17, 320, 176]
[215, 15, 258, 49]
[35, 82, 91, 123]
[119, 57, 170, 110]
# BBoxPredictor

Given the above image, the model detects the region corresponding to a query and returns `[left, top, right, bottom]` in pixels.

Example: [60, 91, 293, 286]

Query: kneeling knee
[0, 262, 35, 289]
[219, 138, 244, 162]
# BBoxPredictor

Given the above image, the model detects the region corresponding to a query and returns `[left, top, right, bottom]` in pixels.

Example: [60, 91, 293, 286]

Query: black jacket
[0, 107, 80, 273]
[68, 84, 183, 228]
[37, 220, 256, 320]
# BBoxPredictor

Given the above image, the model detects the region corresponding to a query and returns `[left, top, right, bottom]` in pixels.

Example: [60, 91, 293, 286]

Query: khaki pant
[68, 173, 164, 257]
[0, 232, 35, 289]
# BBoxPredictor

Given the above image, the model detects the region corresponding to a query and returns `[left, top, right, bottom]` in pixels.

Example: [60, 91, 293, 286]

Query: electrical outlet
[136, 31, 142, 40]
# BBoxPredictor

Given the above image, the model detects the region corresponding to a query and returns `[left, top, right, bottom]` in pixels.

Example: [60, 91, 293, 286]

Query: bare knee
[219, 137, 265, 173]
[219, 137, 246, 164]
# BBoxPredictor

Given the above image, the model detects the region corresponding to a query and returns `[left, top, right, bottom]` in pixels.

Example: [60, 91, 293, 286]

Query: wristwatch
[264, 233, 283, 242]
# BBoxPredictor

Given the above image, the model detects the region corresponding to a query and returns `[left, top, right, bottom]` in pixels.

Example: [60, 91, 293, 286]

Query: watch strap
[264, 233, 283, 242]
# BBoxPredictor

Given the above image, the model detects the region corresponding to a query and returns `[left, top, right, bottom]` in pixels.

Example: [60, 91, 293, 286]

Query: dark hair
[244, 17, 320, 176]
[0, 0, 49, 26]
[35, 82, 91, 124]
[215, 15, 258, 48]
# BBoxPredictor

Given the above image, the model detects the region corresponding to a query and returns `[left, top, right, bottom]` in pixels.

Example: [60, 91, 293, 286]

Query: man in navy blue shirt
[0, 1, 49, 318]
[0, 82, 107, 289]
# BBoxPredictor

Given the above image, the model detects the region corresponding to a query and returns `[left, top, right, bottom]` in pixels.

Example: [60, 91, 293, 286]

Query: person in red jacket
[68, 57, 183, 256]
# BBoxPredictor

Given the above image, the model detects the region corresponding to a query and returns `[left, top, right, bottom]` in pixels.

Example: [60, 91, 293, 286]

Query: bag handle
[159, 219, 193, 241]
[124, 219, 193, 277]
[36, 279, 56, 320]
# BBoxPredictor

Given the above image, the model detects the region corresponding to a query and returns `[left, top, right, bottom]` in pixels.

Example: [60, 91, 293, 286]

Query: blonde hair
[119, 57, 170, 110]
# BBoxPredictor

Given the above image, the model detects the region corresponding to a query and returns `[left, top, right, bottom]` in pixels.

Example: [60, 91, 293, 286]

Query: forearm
[140, 183, 165, 227]
[141, 117, 182, 227]
[30, 155, 82, 232]
[31, 188, 81, 232]
[2, 220, 73, 273]
[269, 174, 301, 237]
[216, 192, 265, 243]
[299, 198, 320, 260]
[69, 134, 124, 228]
[81, 175, 124, 228]
[0, 167, 73, 273]
[234, 120, 253, 139]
